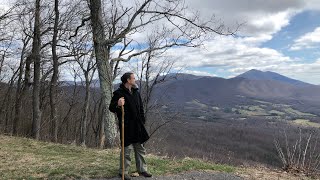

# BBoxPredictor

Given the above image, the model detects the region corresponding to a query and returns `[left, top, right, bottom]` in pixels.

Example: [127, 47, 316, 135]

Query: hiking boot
[118, 173, 131, 180]
[139, 171, 152, 177]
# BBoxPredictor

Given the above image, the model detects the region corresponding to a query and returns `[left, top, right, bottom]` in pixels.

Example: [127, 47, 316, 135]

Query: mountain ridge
[236, 69, 313, 87]
[58, 69, 315, 88]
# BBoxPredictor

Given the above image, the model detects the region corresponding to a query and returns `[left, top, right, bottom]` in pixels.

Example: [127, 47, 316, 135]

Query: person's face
[127, 74, 136, 86]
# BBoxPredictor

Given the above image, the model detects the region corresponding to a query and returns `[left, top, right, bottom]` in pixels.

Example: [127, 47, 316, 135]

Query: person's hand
[118, 97, 125, 106]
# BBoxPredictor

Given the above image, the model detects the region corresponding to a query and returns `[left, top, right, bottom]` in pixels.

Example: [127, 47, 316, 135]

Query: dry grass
[237, 166, 314, 180]
[0, 135, 235, 179]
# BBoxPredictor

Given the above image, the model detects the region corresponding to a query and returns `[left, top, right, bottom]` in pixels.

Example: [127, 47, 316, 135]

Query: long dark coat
[109, 83, 149, 147]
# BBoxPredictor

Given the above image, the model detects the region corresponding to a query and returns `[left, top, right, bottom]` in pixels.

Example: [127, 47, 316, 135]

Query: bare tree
[0, 0, 238, 151]
[128, 33, 180, 138]
[0, 66, 19, 134]
[0, 3, 15, 21]
[84, 0, 235, 148]
[30, 0, 42, 140]
[72, 43, 96, 146]
[49, 0, 60, 142]
[12, 33, 32, 135]
[274, 128, 320, 176]
[79, 59, 96, 146]
[0, 1, 34, 135]
[0, 5, 16, 83]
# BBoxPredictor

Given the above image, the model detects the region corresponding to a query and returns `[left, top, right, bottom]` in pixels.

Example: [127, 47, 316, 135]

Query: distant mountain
[58, 70, 319, 105]
[60, 73, 207, 89]
[236, 69, 312, 87]
[152, 72, 320, 110]
[155, 76, 287, 106]
[165, 73, 208, 81]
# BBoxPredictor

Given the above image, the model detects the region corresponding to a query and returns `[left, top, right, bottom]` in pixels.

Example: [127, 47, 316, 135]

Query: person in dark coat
[109, 72, 152, 180]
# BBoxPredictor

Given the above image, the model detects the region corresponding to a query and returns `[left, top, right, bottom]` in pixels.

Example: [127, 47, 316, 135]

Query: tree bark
[1, 69, 18, 134]
[12, 36, 30, 135]
[31, 0, 42, 140]
[49, 0, 59, 142]
[80, 72, 90, 146]
[89, 0, 117, 148]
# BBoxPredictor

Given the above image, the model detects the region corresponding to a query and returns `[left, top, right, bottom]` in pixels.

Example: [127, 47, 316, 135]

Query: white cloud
[118, 0, 303, 45]
[165, 36, 292, 68]
[0, 0, 11, 11]
[290, 27, 320, 50]
[0, 5, 8, 11]
[305, 0, 320, 10]
[54, 0, 320, 85]
[149, 0, 320, 84]
[161, 35, 320, 84]
[267, 59, 320, 85]
[243, 11, 295, 36]
[184, 0, 303, 37]
[0, 0, 319, 84]
[180, 70, 217, 77]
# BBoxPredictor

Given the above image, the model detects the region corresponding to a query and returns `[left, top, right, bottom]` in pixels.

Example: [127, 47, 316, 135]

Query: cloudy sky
[117, 0, 320, 85]
[163, 0, 320, 85]
[1, 0, 320, 84]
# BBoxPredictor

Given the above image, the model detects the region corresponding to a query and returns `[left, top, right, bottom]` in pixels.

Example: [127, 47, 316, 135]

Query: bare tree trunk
[49, 0, 59, 142]
[80, 73, 90, 146]
[12, 36, 30, 135]
[90, 95, 100, 147]
[75, 50, 96, 146]
[98, 98, 106, 148]
[31, 0, 42, 140]
[23, 56, 32, 92]
[0, 53, 4, 78]
[1, 69, 18, 134]
[19, 38, 33, 137]
[89, 0, 117, 148]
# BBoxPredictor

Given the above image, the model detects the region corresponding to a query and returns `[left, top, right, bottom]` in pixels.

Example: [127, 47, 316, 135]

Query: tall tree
[88, 0, 117, 148]
[79, 56, 96, 146]
[49, 0, 60, 142]
[12, 34, 31, 135]
[86, 0, 233, 148]
[70, 35, 96, 146]
[31, 0, 42, 139]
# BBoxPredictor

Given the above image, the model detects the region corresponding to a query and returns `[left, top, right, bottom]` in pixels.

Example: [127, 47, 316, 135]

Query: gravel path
[102, 171, 244, 180]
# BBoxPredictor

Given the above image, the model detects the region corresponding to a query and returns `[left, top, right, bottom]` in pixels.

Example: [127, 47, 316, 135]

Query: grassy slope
[0, 135, 234, 179]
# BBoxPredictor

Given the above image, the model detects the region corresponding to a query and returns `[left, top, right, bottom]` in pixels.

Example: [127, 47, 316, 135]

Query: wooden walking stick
[121, 104, 125, 180]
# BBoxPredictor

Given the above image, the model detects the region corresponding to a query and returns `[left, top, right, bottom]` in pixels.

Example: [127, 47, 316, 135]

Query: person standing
[109, 72, 152, 180]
